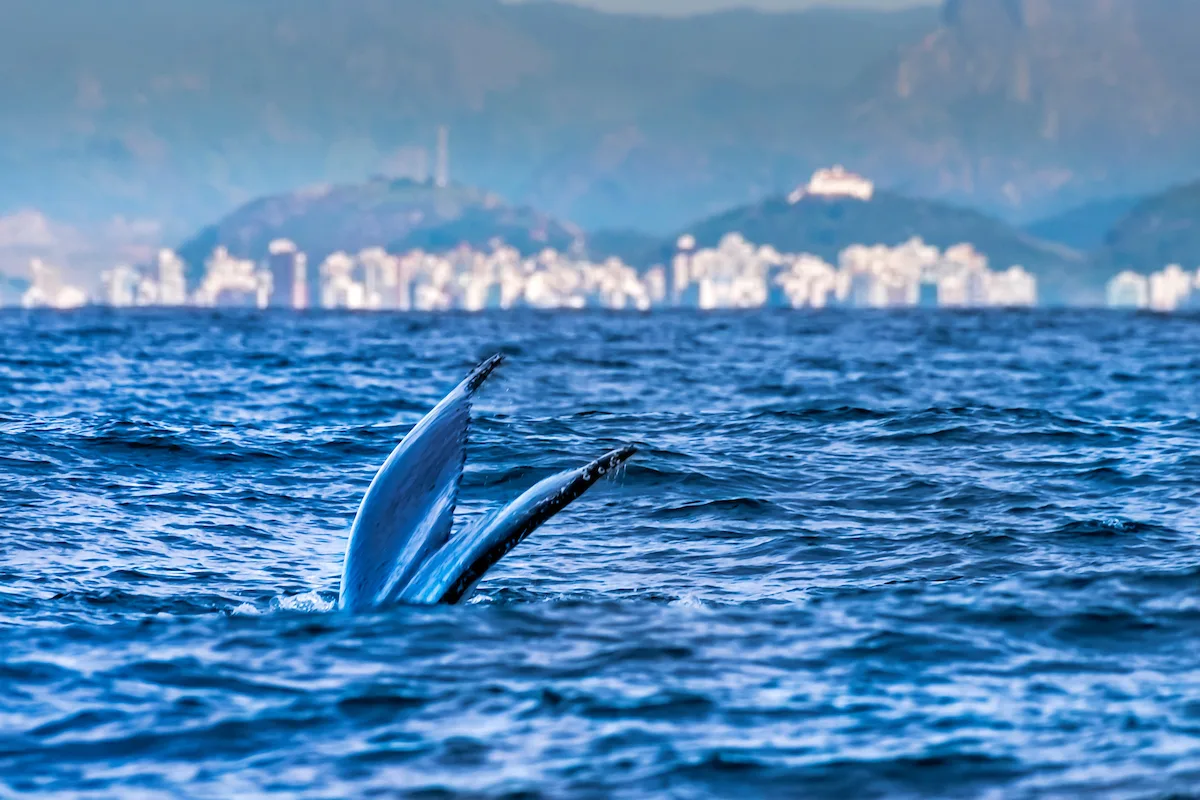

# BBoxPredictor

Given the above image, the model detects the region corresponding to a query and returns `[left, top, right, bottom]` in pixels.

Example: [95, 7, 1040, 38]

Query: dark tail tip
[588, 444, 637, 479]
[465, 353, 506, 392]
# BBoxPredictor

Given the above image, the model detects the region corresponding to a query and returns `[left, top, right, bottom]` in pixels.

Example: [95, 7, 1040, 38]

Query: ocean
[3, 309, 1200, 798]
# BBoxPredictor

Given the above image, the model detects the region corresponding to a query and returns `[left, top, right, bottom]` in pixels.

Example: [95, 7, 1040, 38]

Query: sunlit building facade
[22, 259, 87, 309]
[79, 233, 1046, 312]
[267, 239, 308, 309]
[1108, 265, 1200, 311]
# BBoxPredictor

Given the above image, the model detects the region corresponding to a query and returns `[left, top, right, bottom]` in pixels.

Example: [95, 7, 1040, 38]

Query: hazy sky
[515, 0, 936, 15]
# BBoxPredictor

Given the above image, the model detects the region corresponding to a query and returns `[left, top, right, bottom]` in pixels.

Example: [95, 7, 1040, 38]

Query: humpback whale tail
[338, 355, 635, 611]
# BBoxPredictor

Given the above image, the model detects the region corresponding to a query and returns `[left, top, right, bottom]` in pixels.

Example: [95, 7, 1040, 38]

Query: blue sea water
[3, 309, 1200, 799]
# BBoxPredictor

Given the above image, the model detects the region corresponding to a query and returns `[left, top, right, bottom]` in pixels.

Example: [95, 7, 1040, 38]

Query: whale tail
[338, 355, 635, 610]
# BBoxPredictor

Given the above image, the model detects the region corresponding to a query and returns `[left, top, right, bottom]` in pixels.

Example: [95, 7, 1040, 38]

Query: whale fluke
[338, 354, 504, 612]
[338, 356, 634, 610]
[400, 445, 637, 605]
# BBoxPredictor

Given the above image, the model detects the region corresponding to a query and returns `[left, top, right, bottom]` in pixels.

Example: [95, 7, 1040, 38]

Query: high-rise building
[267, 239, 307, 309]
[21, 259, 86, 309]
[1149, 264, 1193, 311]
[101, 265, 139, 307]
[319, 251, 365, 309]
[156, 249, 188, 306]
[964, 269, 990, 307]
[359, 247, 401, 309]
[435, 125, 449, 188]
[990, 266, 1037, 307]
[847, 271, 874, 308]
[1107, 271, 1150, 309]
[136, 274, 159, 306]
[671, 234, 696, 306]
[195, 247, 264, 308]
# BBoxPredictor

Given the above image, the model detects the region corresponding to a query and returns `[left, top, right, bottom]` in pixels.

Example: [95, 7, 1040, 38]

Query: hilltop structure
[788, 166, 875, 204]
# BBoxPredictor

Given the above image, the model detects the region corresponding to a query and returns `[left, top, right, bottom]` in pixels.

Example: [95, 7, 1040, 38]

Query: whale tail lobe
[338, 355, 634, 610]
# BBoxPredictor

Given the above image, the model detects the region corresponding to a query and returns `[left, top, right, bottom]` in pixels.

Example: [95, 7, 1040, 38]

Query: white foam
[669, 593, 708, 609]
[269, 590, 335, 614]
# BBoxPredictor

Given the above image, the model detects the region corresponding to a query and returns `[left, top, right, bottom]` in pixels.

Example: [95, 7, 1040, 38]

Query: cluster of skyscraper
[15, 162, 1200, 313]
[671, 234, 1036, 310]
[8, 165, 1039, 312]
[46, 232, 1033, 312]
[1106, 265, 1200, 312]
[107, 240, 653, 311]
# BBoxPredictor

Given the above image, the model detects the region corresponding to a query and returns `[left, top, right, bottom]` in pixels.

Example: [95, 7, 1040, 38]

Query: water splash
[269, 590, 336, 614]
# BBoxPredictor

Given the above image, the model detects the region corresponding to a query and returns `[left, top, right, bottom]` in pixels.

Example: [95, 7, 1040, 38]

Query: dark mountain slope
[674, 190, 1087, 302]
[1093, 181, 1200, 279]
[177, 179, 581, 281]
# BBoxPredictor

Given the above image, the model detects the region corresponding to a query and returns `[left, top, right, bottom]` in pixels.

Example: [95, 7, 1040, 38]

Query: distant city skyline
[44, 233, 1038, 312]
[18, 168, 1040, 312]
[505, 0, 935, 15]
[3, 0, 1198, 300]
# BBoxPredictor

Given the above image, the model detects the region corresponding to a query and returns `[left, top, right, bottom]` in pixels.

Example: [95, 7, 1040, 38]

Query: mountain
[848, 0, 1200, 217]
[8, 0, 1200, 260]
[1093, 181, 1200, 279]
[527, 0, 937, 14]
[584, 229, 665, 266]
[671, 190, 1087, 303]
[0, 0, 937, 237]
[1023, 197, 1142, 252]
[179, 177, 1107, 303]
[177, 179, 582, 281]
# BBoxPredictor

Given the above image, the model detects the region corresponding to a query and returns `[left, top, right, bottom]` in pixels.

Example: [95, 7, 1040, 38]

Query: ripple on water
[3, 310, 1200, 798]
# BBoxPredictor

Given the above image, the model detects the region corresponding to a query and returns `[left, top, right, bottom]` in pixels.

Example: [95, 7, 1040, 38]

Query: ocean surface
[3, 309, 1200, 799]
